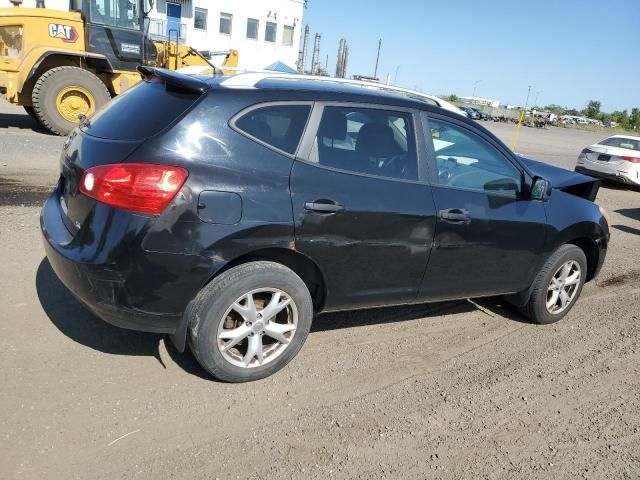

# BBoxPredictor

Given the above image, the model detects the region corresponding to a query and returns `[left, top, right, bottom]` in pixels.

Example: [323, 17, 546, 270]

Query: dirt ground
[1, 101, 639, 479]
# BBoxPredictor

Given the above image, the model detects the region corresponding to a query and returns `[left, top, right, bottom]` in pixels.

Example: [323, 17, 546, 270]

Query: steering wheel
[380, 154, 409, 178]
[447, 169, 478, 188]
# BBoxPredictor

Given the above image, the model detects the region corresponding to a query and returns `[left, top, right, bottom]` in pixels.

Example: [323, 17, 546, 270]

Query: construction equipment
[0, 0, 238, 135]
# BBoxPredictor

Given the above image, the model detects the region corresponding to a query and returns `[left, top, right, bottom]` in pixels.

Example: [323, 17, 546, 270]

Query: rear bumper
[40, 192, 207, 335]
[42, 237, 183, 333]
[575, 162, 640, 186]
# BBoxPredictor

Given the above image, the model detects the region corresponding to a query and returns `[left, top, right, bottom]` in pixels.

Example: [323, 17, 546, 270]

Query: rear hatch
[58, 69, 208, 234]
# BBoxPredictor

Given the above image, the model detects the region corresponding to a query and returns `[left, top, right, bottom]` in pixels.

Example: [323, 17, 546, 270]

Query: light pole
[524, 85, 532, 109]
[394, 65, 400, 85]
[534, 90, 542, 108]
[472, 79, 481, 98]
[373, 39, 382, 79]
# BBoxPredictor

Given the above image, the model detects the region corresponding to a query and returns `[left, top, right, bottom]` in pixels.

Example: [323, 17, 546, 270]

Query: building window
[283, 25, 294, 46]
[246, 18, 258, 40]
[219, 12, 232, 35]
[265, 21, 276, 42]
[194, 8, 207, 31]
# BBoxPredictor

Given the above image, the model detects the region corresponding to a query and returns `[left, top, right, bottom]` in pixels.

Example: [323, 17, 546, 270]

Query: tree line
[540, 100, 639, 130]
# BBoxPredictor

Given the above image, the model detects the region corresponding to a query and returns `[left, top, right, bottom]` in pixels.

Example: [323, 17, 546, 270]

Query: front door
[419, 114, 547, 300]
[166, 2, 182, 40]
[291, 104, 437, 311]
[86, 0, 144, 71]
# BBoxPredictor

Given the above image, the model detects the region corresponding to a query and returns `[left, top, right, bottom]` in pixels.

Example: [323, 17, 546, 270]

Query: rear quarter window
[233, 104, 311, 155]
[82, 79, 202, 140]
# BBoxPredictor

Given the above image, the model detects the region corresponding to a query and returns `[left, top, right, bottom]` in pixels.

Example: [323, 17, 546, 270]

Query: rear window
[233, 104, 311, 155]
[599, 137, 640, 151]
[82, 79, 201, 140]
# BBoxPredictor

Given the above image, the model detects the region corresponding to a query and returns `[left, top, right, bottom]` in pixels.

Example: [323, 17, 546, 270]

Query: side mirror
[530, 176, 551, 201]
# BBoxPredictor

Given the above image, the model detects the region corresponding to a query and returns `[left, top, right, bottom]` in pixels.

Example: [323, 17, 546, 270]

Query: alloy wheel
[546, 260, 581, 314]
[216, 288, 298, 368]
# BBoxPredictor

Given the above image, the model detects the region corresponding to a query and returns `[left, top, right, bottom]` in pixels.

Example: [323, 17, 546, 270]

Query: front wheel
[188, 261, 313, 382]
[32, 66, 111, 136]
[521, 244, 587, 324]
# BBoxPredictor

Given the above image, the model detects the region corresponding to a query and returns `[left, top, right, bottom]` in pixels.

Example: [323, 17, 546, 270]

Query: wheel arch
[208, 247, 327, 312]
[21, 51, 113, 103]
[566, 236, 600, 282]
[505, 235, 603, 308]
[170, 247, 327, 353]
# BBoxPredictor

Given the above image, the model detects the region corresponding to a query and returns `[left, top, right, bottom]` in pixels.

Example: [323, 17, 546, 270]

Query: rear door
[419, 113, 547, 299]
[290, 103, 437, 311]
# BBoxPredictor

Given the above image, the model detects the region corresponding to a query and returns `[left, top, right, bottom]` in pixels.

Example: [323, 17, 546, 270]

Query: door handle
[304, 200, 344, 214]
[438, 208, 471, 224]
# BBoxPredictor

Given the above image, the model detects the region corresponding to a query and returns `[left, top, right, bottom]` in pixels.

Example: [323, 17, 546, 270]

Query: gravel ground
[1, 100, 639, 479]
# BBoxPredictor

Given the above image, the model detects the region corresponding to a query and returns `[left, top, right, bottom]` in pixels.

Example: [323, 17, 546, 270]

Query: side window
[234, 104, 311, 155]
[428, 118, 522, 196]
[315, 106, 418, 181]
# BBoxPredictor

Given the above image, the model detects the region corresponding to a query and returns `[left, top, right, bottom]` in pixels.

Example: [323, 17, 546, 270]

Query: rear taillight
[620, 155, 640, 164]
[79, 163, 188, 215]
[580, 148, 594, 155]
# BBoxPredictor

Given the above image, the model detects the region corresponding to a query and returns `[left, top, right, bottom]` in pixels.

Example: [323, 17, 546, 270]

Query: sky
[302, 0, 639, 112]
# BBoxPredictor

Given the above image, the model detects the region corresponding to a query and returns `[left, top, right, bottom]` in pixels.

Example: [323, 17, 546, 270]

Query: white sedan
[575, 135, 640, 187]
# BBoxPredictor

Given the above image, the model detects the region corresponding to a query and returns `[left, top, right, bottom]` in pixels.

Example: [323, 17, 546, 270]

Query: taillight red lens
[79, 163, 188, 215]
[620, 155, 640, 164]
[580, 148, 593, 155]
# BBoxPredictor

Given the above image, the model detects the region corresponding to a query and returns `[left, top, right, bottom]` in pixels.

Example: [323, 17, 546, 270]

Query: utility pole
[472, 79, 481, 97]
[394, 65, 400, 85]
[524, 85, 532, 109]
[373, 39, 382, 79]
[534, 90, 542, 108]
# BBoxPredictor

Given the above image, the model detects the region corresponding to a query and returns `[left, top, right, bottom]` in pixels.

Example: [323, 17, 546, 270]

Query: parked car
[469, 107, 492, 121]
[459, 106, 481, 120]
[41, 69, 610, 382]
[575, 135, 640, 187]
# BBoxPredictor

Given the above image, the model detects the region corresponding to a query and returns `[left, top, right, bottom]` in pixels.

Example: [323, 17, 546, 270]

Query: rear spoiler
[137, 66, 210, 94]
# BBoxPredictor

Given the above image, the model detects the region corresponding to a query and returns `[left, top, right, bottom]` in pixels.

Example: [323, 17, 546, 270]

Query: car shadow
[0, 112, 52, 134]
[615, 208, 640, 222]
[599, 180, 638, 193]
[613, 224, 640, 236]
[311, 295, 531, 332]
[36, 257, 532, 381]
[36, 257, 212, 379]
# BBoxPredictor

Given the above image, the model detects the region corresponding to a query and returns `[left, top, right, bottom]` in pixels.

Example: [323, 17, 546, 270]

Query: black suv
[41, 69, 609, 382]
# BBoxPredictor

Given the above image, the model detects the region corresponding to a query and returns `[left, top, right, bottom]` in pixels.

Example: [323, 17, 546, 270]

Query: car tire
[23, 105, 37, 120]
[32, 66, 111, 136]
[188, 261, 313, 382]
[520, 244, 587, 324]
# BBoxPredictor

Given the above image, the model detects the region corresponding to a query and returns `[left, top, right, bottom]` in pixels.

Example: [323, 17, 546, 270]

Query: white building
[458, 95, 500, 108]
[147, 0, 305, 70]
[1, 0, 306, 70]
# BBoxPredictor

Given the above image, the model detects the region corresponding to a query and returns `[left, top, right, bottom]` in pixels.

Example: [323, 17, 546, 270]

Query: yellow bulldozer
[0, 0, 238, 135]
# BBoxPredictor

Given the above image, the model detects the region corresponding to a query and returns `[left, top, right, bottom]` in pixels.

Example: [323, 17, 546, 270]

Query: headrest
[356, 123, 397, 157]
[318, 109, 347, 140]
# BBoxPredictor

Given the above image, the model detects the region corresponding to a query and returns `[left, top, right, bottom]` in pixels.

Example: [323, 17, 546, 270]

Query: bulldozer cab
[70, 0, 155, 71]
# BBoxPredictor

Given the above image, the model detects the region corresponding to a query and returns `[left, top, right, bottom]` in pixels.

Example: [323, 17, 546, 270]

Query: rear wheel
[32, 66, 111, 136]
[520, 244, 587, 324]
[188, 261, 313, 382]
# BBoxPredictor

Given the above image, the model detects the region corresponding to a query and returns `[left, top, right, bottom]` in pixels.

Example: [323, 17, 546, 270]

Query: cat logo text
[48, 24, 79, 43]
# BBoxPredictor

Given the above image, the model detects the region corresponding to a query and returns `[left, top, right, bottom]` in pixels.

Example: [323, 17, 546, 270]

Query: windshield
[90, 0, 140, 30]
[599, 137, 640, 151]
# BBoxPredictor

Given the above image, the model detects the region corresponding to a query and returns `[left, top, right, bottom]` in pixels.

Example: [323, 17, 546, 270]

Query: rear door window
[83, 79, 202, 140]
[234, 104, 311, 155]
[314, 106, 418, 180]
